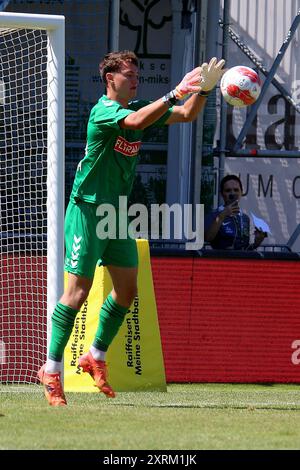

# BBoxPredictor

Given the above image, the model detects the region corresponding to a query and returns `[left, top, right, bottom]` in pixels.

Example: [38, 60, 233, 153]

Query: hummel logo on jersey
[74, 235, 82, 244]
[114, 136, 141, 157]
[71, 235, 82, 268]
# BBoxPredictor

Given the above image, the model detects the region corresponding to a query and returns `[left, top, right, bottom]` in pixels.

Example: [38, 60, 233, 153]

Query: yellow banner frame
[64, 240, 167, 392]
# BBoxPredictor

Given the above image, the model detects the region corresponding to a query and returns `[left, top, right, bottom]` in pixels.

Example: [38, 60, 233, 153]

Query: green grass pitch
[1, 383, 300, 450]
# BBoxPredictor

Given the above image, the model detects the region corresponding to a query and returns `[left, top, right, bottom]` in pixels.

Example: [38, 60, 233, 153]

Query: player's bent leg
[47, 274, 93, 364]
[93, 266, 138, 352]
[78, 287, 130, 399]
[39, 274, 93, 405]
[78, 267, 138, 398]
[47, 273, 93, 362]
[108, 265, 138, 307]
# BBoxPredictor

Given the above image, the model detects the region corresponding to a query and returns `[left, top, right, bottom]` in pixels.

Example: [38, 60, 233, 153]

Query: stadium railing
[149, 240, 300, 260]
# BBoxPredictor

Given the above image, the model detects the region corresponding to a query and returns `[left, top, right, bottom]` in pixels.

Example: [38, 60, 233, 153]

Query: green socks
[48, 295, 128, 361]
[48, 303, 78, 361]
[93, 294, 129, 352]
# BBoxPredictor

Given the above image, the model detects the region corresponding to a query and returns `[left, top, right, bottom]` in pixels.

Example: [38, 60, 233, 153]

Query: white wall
[217, 0, 300, 250]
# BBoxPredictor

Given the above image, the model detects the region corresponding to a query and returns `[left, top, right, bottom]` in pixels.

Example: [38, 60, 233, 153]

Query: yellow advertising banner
[64, 239, 167, 392]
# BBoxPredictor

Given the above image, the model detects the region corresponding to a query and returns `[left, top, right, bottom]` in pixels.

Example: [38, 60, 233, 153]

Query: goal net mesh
[0, 27, 48, 384]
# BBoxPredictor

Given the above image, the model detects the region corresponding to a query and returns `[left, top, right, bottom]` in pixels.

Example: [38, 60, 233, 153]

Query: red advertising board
[151, 257, 300, 383]
[1, 254, 300, 383]
[0, 254, 47, 383]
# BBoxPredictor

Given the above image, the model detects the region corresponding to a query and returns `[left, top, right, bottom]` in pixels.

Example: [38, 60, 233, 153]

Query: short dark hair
[99, 50, 138, 85]
[220, 174, 243, 193]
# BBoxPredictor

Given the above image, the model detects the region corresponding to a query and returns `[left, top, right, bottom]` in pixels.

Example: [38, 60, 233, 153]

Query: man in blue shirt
[205, 175, 265, 250]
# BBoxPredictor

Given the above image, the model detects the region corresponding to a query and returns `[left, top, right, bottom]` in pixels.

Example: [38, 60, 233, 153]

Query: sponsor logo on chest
[114, 136, 141, 157]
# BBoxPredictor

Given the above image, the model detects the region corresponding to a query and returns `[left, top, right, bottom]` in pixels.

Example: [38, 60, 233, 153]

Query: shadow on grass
[105, 402, 300, 411]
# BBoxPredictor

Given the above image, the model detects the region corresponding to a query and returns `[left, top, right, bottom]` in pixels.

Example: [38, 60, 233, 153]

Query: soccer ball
[220, 66, 261, 107]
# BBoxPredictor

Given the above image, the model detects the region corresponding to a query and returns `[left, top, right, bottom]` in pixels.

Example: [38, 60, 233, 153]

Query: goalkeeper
[38, 51, 225, 406]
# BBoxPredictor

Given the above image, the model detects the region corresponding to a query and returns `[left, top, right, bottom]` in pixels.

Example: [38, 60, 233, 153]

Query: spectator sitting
[204, 174, 266, 250]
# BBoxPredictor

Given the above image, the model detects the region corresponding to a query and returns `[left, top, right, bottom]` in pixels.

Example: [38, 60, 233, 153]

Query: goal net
[0, 13, 64, 385]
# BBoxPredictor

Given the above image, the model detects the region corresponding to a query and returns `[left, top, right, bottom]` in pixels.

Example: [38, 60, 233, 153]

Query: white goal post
[0, 12, 65, 384]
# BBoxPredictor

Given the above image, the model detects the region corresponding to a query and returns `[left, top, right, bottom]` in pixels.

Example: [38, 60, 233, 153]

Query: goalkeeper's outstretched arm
[166, 57, 226, 124]
[120, 57, 225, 130]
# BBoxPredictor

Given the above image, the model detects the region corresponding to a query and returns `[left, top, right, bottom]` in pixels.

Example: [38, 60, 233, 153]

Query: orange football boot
[38, 364, 67, 406]
[78, 352, 115, 398]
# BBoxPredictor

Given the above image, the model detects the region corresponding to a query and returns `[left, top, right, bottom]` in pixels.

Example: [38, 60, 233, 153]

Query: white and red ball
[220, 66, 261, 107]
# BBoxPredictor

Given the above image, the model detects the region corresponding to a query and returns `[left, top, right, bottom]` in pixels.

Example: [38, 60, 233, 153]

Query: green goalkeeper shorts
[64, 200, 138, 279]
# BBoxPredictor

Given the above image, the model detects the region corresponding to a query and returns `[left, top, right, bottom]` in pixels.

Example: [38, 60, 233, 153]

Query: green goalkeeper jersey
[70, 94, 172, 207]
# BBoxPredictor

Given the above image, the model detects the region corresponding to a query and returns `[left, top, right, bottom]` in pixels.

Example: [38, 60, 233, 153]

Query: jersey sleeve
[93, 99, 134, 130]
